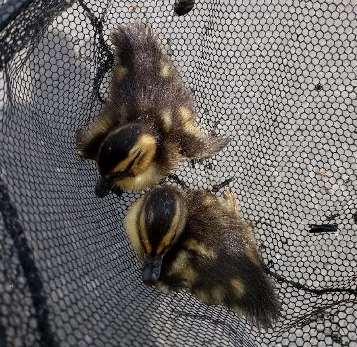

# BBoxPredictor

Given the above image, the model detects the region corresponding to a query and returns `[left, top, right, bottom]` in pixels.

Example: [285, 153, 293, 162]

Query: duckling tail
[110, 25, 135, 67]
[251, 276, 281, 329]
[227, 255, 280, 329]
[110, 23, 161, 71]
[240, 267, 281, 329]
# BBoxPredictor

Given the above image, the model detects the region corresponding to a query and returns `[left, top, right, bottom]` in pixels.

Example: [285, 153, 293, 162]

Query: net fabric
[0, 0, 356, 346]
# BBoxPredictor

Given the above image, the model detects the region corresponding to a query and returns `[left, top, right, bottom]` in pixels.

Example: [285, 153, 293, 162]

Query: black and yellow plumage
[125, 185, 280, 329]
[76, 23, 227, 197]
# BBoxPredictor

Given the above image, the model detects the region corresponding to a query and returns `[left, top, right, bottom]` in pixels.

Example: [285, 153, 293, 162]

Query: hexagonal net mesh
[0, 0, 356, 346]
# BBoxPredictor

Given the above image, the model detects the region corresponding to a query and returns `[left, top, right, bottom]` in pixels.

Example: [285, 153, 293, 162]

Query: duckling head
[95, 123, 157, 197]
[137, 186, 187, 286]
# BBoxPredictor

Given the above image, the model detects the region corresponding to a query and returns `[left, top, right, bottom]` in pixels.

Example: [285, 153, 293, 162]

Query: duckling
[76, 23, 227, 197]
[125, 185, 280, 329]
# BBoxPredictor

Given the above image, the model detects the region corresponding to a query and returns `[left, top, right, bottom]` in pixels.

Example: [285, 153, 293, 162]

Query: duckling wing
[180, 192, 281, 328]
[179, 130, 229, 159]
[199, 235, 279, 329]
[175, 107, 228, 159]
[218, 239, 280, 329]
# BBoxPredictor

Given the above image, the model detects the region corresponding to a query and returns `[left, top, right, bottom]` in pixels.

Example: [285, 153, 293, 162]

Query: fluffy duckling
[125, 185, 280, 329]
[76, 23, 227, 197]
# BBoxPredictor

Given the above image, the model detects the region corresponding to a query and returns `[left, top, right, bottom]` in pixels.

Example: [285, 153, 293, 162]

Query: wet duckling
[125, 185, 280, 329]
[76, 23, 227, 197]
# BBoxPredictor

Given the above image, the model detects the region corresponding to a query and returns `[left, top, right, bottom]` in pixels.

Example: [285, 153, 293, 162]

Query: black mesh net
[1, 0, 356, 346]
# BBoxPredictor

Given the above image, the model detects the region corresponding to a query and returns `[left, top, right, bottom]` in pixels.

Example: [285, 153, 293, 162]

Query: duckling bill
[125, 186, 280, 329]
[76, 23, 228, 197]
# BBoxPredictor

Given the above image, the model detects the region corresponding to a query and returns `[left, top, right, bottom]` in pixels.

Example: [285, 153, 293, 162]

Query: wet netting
[0, 0, 356, 346]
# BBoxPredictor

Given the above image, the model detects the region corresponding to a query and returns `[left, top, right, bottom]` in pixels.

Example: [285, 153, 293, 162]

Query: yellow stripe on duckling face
[125, 196, 145, 258]
[156, 196, 187, 256]
[156, 197, 186, 255]
[112, 134, 156, 175]
[116, 164, 162, 191]
[113, 148, 140, 173]
[139, 203, 152, 255]
[131, 134, 156, 175]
